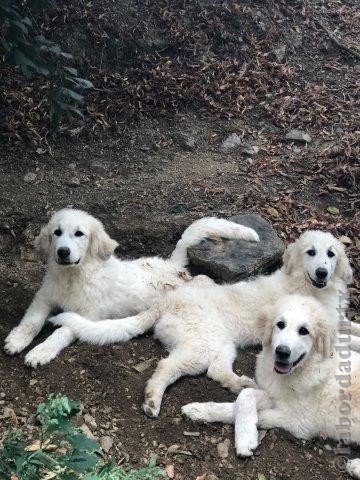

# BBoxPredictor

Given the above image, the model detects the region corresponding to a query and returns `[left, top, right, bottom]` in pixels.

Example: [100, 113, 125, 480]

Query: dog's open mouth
[57, 258, 81, 266]
[308, 274, 327, 289]
[274, 353, 305, 374]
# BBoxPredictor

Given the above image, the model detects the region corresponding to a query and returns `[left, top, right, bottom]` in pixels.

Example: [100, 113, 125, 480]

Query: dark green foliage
[0, 394, 164, 480]
[0, 0, 93, 127]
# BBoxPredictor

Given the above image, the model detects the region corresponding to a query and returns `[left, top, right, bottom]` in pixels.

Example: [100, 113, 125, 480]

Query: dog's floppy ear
[282, 242, 297, 275]
[313, 308, 336, 358]
[257, 305, 275, 346]
[334, 243, 353, 285]
[89, 224, 118, 260]
[34, 224, 51, 261]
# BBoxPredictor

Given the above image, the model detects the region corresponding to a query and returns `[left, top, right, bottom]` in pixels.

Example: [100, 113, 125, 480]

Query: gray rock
[285, 129, 312, 143]
[273, 45, 286, 62]
[90, 161, 107, 174]
[66, 177, 80, 187]
[100, 435, 113, 453]
[23, 172, 37, 183]
[217, 438, 230, 459]
[220, 133, 241, 153]
[242, 145, 259, 156]
[188, 214, 285, 282]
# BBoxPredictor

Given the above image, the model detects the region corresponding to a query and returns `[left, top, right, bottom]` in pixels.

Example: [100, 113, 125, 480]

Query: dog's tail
[170, 217, 259, 268]
[50, 307, 161, 345]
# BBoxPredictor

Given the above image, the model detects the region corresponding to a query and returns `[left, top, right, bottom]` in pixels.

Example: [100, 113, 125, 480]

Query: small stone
[220, 133, 241, 153]
[68, 163, 76, 170]
[133, 358, 155, 373]
[217, 438, 230, 459]
[0, 393, 5, 399]
[84, 413, 97, 429]
[242, 145, 259, 156]
[100, 435, 113, 453]
[327, 206, 339, 215]
[36, 148, 46, 155]
[23, 172, 37, 183]
[80, 424, 97, 440]
[171, 417, 182, 426]
[29, 379, 37, 386]
[183, 431, 200, 437]
[273, 45, 286, 62]
[66, 177, 80, 187]
[324, 444, 332, 451]
[285, 129, 312, 143]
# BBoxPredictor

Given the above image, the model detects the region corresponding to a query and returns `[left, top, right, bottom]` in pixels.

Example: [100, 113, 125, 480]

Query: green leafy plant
[0, 394, 164, 480]
[0, 0, 93, 127]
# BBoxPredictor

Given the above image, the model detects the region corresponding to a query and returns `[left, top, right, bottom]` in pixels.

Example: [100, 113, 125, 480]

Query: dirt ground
[0, 109, 359, 480]
[0, 0, 359, 478]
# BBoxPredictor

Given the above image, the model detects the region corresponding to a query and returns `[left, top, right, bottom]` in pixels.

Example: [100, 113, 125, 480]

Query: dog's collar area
[308, 274, 327, 289]
[57, 258, 81, 266]
[274, 353, 305, 375]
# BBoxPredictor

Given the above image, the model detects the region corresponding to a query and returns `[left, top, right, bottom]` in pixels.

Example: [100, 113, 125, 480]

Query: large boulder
[188, 214, 285, 282]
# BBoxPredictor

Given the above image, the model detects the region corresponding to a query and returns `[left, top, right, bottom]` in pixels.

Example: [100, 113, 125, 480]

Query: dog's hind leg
[24, 326, 76, 368]
[207, 345, 256, 393]
[143, 350, 208, 418]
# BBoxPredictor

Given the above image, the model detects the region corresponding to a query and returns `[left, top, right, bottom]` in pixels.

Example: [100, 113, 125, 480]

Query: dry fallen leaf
[339, 235, 352, 245]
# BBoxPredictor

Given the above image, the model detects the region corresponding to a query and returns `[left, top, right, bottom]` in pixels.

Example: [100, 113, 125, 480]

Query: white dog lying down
[4, 208, 259, 367]
[182, 294, 360, 479]
[52, 230, 357, 417]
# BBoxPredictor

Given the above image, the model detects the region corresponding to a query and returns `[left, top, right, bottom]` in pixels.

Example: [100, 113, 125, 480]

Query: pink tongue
[275, 362, 293, 374]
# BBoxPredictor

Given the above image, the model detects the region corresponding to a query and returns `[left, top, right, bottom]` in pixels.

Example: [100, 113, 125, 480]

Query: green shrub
[0, 394, 165, 480]
[0, 0, 93, 128]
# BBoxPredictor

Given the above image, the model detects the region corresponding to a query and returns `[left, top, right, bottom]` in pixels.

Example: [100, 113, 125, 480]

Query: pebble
[285, 129, 312, 143]
[84, 413, 97, 429]
[66, 177, 80, 187]
[220, 133, 241, 153]
[217, 438, 230, 459]
[100, 435, 113, 453]
[23, 172, 37, 183]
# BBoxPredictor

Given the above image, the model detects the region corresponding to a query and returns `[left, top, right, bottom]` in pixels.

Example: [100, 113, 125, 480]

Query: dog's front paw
[235, 422, 258, 457]
[142, 390, 161, 418]
[25, 344, 57, 368]
[4, 325, 35, 355]
[347, 459, 360, 479]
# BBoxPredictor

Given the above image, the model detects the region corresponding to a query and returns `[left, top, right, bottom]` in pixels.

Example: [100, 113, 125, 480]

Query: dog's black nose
[315, 268, 328, 280]
[57, 247, 70, 259]
[275, 345, 291, 360]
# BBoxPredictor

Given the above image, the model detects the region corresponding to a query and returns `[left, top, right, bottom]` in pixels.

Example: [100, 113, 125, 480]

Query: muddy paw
[142, 398, 160, 418]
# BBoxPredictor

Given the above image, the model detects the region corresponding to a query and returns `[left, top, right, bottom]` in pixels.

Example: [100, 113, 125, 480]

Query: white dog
[182, 294, 360, 479]
[4, 208, 259, 367]
[52, 230, 356, 417]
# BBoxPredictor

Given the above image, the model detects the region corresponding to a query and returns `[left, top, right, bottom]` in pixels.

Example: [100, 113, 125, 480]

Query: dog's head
[282, 230, 353, 289]
[258, 295, 336, 375]
[34, 209, 118, 267]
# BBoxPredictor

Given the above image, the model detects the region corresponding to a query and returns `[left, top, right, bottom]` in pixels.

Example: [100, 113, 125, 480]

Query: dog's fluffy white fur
[182, 295, 360, 479]
[52, 230, 357, 418]
[4, 208, 259, 367]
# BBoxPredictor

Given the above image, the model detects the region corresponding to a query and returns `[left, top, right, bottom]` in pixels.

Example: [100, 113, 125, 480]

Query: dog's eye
[299, 327, 309, 336]
[277, 321, 285, 330]
[75, 231, 84, 237]
[327, 250, 335, 258]
[307, 249, 316, 256]
[54, 229, 62, 236]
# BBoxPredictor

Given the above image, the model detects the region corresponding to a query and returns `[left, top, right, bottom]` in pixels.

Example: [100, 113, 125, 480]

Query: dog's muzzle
[308, 274, 327, 289]
[56, 258, 81, 266]
[274, 353, 305, 375]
